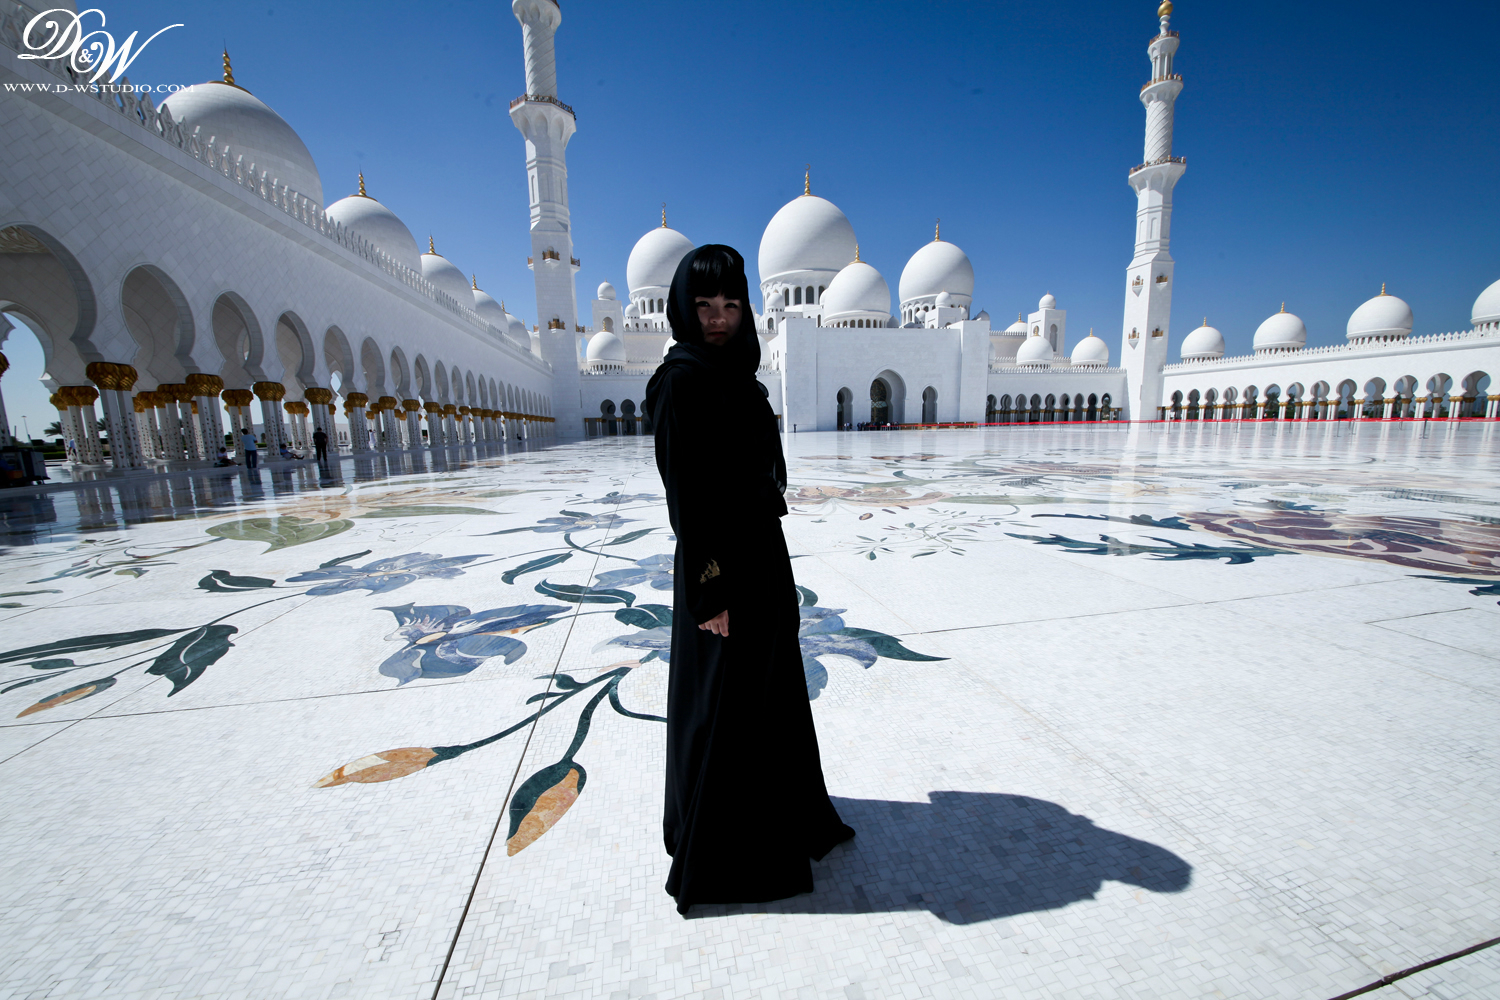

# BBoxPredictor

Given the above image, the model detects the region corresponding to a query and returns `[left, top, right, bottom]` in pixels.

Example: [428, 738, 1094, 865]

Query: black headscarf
[647, 244, 762, 397]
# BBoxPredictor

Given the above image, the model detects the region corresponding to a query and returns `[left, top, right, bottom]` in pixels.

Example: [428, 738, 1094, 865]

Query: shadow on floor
[688, 791, 1192, 924]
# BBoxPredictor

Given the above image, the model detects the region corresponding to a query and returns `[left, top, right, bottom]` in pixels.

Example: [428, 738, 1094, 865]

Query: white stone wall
[0, 48, 552, 451]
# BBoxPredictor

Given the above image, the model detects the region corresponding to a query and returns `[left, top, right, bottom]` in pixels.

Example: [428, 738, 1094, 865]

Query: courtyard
[0, 422, 1497, 1000]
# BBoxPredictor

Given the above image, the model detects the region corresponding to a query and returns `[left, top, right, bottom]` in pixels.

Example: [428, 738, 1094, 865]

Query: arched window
[806, 285, 814, 304]
[602, 316, 613, 332]
[794, 286, 802, 305]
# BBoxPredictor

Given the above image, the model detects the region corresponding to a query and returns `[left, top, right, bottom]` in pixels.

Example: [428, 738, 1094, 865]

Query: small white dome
[1347, 290, 1413, 341]
[899, 240, 975, 303]
[821, 261, 891, 323]
[627, 227, 695, 293]
[162, 81, 323, 206]
[325, 186, 420, 270]
[597, 281, 617, 301]
[420, 244, 471, 302]
[975, 309, 990, 323]
[1180, 321, 1226, 359]
[472, 283, 508, 328]
[1003, 315, 1027, 336]
[766, 290, 786, 311]
[1071, 333, 1110, 366]
[504, 311, 529, 347]
[1038, 293, 1057, 309]
[1016, 334, 1053, 367]
[1253, 307, 1307, 352]
[624, 301, 641, 318]
[586, 330, 626, 364]
[935, 291, 953, 307]
[1473, 278, 1500, 327]
[759, 195, 858, 284]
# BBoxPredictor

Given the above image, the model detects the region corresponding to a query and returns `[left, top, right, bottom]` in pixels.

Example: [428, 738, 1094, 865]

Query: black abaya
[646, 246, 854, 913]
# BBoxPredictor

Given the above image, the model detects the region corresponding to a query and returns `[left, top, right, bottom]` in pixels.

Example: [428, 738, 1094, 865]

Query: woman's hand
[698, 610, 729, 637]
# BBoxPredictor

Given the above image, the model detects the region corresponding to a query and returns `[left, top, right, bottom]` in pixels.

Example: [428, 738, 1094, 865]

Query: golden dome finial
[934, 219, 941, 242]
[853, 242, 861, 263]
[1280, 302, 1286, 313]
[1381, 282, 1387, 295]
[357, 172, 367, 197]
[661, 202, 667, 228]
[471, 274, 479, 290]
[222, 48, 234, 86]
[804, 164, 811, 196]
[427, 235, 436, 255]
[1203, 317, 1208, 326]
[1158, 1, 1173, 18]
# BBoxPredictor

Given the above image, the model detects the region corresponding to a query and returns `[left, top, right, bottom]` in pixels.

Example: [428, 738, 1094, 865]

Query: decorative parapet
[0, 0, 544, 368]
[508, 93, 575, 119]
[988, 366, 1125, 375]
[1129, 155, 1186, 175]
[1162, 326, 1499, 372]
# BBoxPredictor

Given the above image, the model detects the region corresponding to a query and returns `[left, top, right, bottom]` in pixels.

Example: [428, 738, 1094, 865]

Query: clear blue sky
[5, 0, 1499, 437]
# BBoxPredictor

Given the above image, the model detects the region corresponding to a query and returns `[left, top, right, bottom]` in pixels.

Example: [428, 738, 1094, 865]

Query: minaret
[1120, 0, 1186, 421]
[510, 0, 582, 437]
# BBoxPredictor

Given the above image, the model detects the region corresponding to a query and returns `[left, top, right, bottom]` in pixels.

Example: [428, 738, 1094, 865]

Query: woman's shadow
[687, 792, 1191, 924]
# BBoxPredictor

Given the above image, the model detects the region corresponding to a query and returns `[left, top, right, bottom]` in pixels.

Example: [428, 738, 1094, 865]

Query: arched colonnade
[0, 223, 554, 469]
[1160, 371, 1496, 422]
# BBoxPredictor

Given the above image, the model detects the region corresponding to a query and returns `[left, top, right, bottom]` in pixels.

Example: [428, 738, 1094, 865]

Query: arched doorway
[921, 386, 937, 424]
[620, 399, 636, 435]
[871, 369, 906, 425]
[869, 379, 889, 426]
[836, 386, 852, 430]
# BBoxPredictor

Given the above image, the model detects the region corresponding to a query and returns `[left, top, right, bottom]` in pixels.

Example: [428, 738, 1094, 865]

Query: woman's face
[695, 295, 742, 347]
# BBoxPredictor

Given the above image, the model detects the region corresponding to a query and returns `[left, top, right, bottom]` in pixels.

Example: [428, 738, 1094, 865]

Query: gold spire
[427, 235, 436, 255]
[661, 202, 667, 228]
[934, 219, 941, 242]
[357, 172, 367, 197]
[1203, 317, 1208, 326]
[853, 242, 861, 263]
[1381, 282, 1387, 295]
[471, 274, 479, 290]
[1280, 302, 1286, 313]
[222, 48, 234, 86]
[804, 164, 811, 196]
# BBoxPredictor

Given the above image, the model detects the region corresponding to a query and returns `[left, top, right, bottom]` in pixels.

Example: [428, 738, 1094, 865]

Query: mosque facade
[1, 0, 1497, 472]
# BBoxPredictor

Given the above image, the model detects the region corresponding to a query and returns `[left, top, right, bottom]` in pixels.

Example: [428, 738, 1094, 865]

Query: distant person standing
[240, 427, 258, 469]
[313, 427, 328, 462]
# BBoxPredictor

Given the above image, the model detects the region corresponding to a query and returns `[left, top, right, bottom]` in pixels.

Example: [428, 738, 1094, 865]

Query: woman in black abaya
[645, 244, 854, 914]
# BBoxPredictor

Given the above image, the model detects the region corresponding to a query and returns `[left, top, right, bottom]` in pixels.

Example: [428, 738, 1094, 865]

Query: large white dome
[1071, 333, 1110, 367]
[1015, 334, 1053, 367]
[420, 242, 471, 302]
[1471, 278, 1500, 328]
[899, 240, 975, 304]
[162, 80, 323, 206]
[758, 195, 857, 285]
[627, 227, 694, 293]
[1253, 307, 1307, 353]
[1180, 321, 1226, 360]
[1347, 290, 1413, 341]
[585, 330, 626, 365]
[820, 261, 890, 323]
[325, 181, 419, 271]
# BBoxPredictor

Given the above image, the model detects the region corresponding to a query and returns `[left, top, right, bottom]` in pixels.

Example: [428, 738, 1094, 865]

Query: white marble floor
[0, 421, 1496, 1000]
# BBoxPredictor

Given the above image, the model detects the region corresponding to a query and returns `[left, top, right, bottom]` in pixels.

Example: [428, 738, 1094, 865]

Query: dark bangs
[686, 246, 750, 303]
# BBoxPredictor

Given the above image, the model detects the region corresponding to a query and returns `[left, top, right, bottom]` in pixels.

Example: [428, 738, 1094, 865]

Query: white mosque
[1, 0, 1497, 473]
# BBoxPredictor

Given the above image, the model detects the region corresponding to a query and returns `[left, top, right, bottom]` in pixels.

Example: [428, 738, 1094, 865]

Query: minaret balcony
[1140, 74, 1183, 93]
[1129, 155, 1186, 176]
[509, 93, 576, 119]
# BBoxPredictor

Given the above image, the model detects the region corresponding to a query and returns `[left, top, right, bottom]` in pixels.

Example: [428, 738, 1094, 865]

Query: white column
[88, 362, 147, 470]
[254, 382, 288, 454]
[345, 394, 371, 453]
[403, 401, 423, 449]
[0, 350, 12, 448]
[305, 391, 336, 451]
